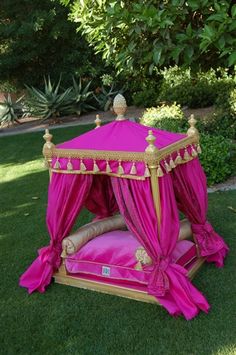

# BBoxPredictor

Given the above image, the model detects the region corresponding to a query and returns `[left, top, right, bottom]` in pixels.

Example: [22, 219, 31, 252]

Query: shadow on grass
[0, 165, 236, 354]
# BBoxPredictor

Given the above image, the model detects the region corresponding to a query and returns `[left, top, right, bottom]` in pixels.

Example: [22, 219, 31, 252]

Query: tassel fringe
[144, 164, 150, 177]
[106, 160, 112, 173]
[93, 159, 100, 173]
[54, 158, 61, 169]
[169, 155, 176, 169]
[117, 160, 124, 175]
[157, 164, 164, 177]
[164, 160, 172, 173]
[130, 162, 137, 175]
[197, 144, 202, 154]
[80, 159, 86, 171]
[67, 158, 73, 171]
[184, 147, 191, 161]
[191, 145, 198, 158]
[175, 151, 182, 165]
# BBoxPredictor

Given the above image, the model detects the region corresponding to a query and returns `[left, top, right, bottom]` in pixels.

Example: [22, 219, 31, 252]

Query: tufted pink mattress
[65, 230, 197, 286]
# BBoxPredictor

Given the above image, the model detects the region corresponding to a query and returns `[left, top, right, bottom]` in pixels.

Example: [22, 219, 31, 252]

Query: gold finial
[145, 130, 158, 153]
[94, 114, 101, 129]
[187, 114, 199, 138]
[43, 128, 54, 151]
[113, 94, 127, 121]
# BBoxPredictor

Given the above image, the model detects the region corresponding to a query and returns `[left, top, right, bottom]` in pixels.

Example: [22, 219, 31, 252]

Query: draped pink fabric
[172, 158, 229, 267]
[19, 173, 93, 293]
[111, 176, 209, 319]
[85, 175, 119, 219]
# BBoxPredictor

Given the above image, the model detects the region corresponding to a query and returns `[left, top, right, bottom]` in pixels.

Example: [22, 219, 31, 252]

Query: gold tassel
[67, 158, 73, 171]
[93, 159, 100, 173]
[130, 162, 137, 175]
[106, 160, 112, 173]
[197, 144, 202, 154]
[191, 145, 198, 158]
[169, 155, 176, 169]
[80, 159, 86, 171]
[164, 159, 172, 173]
[157, 164, 164, 177]
[174, 151, 182, 165]
[144, 164, 150, 177]
[184, 147, 191, 161]
[117, 160, 124, 175]
[54, 158, 61, 169]
[135, 261, 143, 271]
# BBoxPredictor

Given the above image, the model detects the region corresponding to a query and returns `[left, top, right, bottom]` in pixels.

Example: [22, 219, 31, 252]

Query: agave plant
[0, 94, 23, 126]
[26, 76, 73, 122]
[93, 81, 125, 111]
[69, 76, 96, 116]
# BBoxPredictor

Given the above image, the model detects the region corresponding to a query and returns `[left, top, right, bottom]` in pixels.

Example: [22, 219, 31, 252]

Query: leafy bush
[26, 77, 73, 121]
[0, 94, 23, 126]
[140, 104, 234, 186]
[199, 134, 234, 186]
[157, 67, 236, 109]
[140, 103, 187, 132]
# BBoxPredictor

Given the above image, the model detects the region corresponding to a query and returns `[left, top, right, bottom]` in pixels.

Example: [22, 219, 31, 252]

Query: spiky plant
[0, 94, 23, 126]
[25, 76, 73, 121]
[70, 77, 96, 116]
[93, 83, 124, 111]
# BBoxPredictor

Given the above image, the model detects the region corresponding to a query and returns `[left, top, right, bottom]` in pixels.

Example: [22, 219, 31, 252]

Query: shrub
[140, 103, 187, 132]
[70, 77, 96, 115]
[199, 134, 234, 186]
[140, 104, 234, 186]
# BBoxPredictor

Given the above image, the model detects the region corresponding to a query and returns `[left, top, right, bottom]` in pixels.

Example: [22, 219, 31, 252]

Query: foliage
[141, 104, 235, 185]
[26, 77, 73, 121]
[131, 78, 161, 108]
[93, 74, 125, 111]
[140, 103, 186, 131]
[199, 134, 234, 186]
[0, 80, 18, 94]
[0, 0, 104, 87]
[69, 77, 96, 116]
[61, 0, 236, 78]
[157, 67, 236, 108]
[0, 94, 23, 125]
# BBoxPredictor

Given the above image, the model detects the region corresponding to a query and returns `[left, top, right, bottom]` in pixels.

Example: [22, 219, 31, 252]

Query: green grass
[0, 127, 236, 355]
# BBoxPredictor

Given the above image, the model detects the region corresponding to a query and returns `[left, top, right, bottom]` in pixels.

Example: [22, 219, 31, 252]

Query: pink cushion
[65, 230, 197, 285]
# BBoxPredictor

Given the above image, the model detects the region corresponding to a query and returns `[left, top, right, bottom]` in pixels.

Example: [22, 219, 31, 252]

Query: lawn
[0, 126, 236, 355]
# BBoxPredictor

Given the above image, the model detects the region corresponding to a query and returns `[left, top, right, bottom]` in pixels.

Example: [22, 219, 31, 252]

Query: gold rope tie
[174, 151, 182, 165]
[144, 163, 151, 178]
[67, 157, 73, 171]
[135, 247, 152, 270]
[80, 159, 86, 171]
[157, 164, 164, 177]
[197, 143, 202, 154]
[54, 157, 61, 169]
[106, 160, 112, 173]
[191, 145, 198, 158]
[93, 159, 100, 173]
[130, 162, 137, 175]
[164, 159, 172, 173]
[184, 147, 191, 161]
[117, 160, 124, 175]
[169, 155, 176, 169]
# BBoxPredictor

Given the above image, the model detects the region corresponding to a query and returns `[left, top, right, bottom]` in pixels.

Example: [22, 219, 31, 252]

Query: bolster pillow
[62, 214, 127, 255]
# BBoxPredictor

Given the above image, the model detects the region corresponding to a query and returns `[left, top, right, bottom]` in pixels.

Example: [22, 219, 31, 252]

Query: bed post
[145, 130, 161, 238]
[43, 128, 55, 181]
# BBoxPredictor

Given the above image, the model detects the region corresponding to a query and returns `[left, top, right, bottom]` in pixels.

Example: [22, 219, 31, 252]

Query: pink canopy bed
[19, 95, 228, 320]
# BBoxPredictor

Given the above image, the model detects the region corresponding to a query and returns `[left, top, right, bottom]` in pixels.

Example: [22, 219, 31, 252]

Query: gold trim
[43, 135, 198, 164]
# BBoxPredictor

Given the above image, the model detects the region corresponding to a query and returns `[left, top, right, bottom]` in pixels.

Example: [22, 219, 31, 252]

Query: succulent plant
[69, 76, 96, 116]
[0, 94, 24, 126]
[25, 76, 73, 121]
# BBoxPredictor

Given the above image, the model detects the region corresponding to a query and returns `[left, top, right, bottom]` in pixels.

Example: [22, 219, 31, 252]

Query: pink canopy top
[57, 120, 186, 152]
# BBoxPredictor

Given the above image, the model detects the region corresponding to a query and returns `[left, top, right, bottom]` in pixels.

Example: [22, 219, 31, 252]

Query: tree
[0, 0, 103, 87]
[60, 0, 236, 78]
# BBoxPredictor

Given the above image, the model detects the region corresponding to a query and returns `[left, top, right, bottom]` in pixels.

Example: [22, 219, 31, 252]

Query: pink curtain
[85, 175, 119, 219]
[172, 159, 229, 267]
[111, 176, 209, 320]
[19, 173, 93, 293]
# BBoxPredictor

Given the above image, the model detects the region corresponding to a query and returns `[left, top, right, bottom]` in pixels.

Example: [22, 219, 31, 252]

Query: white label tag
[102, 266, 110, 277]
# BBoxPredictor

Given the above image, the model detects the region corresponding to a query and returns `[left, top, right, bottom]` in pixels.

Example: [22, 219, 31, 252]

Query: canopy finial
[94, 114, 101, 129]
[43, 128, 55, 179]
[145, 130, 158, 153]
[187, 114, 199, 138]
[113, 94, 127, 121]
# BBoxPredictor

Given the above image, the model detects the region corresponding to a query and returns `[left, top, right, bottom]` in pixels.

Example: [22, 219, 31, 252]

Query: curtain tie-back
[191, 221, 224, 256]
[38, 243, 61, 267]
[148, 256, 171, 297]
